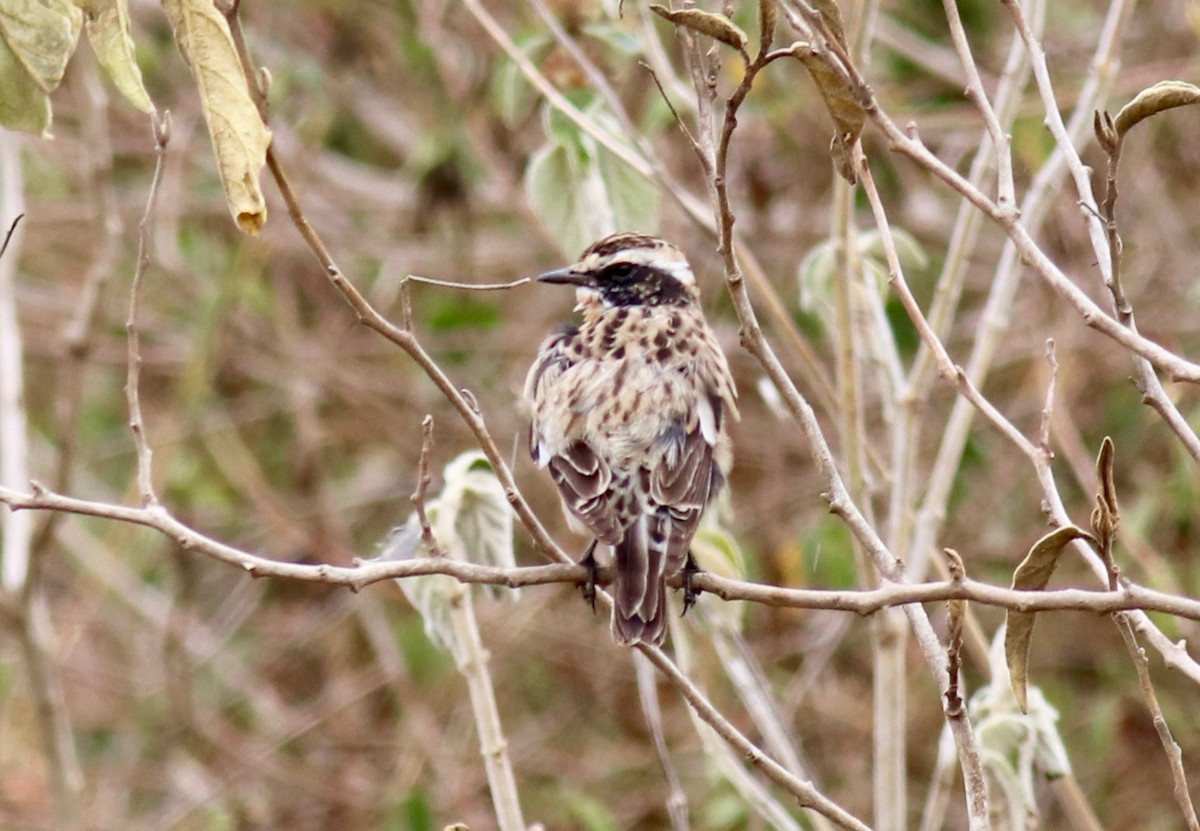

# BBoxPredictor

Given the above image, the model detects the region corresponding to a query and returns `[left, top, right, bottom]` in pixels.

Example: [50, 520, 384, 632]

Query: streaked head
[537, 232, 699, 307]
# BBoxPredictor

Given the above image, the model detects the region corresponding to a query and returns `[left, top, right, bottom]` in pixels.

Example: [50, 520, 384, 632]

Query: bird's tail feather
[612, 515, 669, 646]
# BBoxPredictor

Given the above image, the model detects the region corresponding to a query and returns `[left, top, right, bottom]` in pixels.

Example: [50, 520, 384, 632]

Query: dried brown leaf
[1091, 436, 1119, 542]
[1093, 109, 1117, 155]
[793, 48, 863, 183]
[1005, 525, 1095, 712]
[809, 0, 848, 50]
[163, 0, 271, 234]
[649, 5, 748, 54]
[1113, 80, 1200, 139]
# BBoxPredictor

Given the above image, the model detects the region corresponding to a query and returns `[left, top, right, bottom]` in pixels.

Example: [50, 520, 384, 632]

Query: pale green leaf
[526, 141, 592, 259]
[544, 98, 595, 159]
[0, 0, 82, 135]
[595, 137, 659, 241]
[525, 100, 659, 258]
[82, 0, 154, 113]
[691, 525, 745, 582]
[860, 227, 930, 270]
[796, 238, 836, 314]
[580, 22, 643, 57]
[491, 31, 550, 128]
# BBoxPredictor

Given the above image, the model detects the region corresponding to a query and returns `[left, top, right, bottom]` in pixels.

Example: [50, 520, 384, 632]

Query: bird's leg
[682, 551, 702, 616]
[578, 539, 599, 613]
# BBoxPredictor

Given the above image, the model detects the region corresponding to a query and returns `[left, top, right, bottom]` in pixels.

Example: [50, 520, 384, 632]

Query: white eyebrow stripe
[599, 248, 696, 286]
[656, 258, 695, 285]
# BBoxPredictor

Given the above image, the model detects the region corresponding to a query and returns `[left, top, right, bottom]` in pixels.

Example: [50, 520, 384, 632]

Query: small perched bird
[525, 233, 738, 646]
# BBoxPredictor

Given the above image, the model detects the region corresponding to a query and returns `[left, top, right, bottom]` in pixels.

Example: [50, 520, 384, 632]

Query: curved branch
[6, 484, 1198, 620]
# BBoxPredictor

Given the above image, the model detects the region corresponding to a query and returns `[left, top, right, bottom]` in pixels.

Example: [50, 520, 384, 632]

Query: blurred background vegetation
[3, 0, 1200, 828]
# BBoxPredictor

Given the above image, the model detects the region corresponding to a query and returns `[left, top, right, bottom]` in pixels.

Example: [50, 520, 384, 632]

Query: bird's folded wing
[548, 440, 623, 545]
[649, 417, 719, 567]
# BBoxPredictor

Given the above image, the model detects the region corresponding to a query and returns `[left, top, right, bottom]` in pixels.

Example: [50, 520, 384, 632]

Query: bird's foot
[578, 540, 599, 614]
[682, 552, 702, 616]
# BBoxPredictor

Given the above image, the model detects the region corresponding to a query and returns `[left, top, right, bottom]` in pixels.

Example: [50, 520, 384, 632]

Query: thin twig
[403, 274, 531, 291]
[640, 61, 706, 169]
[812, 2, 1200, 385]
[910, 0, 1035, 401]
[410, 415, 442, 556]
[633, 652, 690, 831]
[1093, 111, 1200, 460]
[10, 597, 84, 822]
[126, 115, 171, 508]
[1000, 0, 1108, 283]
[0, 213, 21, 260]
[856, 150, 1041, 465]
[638, 642, 872, 831]
[944, 551, 967, 717]
[875, 0, 1194, 685]
[459, 0, 654, 179]
[1039, 339, 1058, 457]
[939, 0, 1016, 211]
[222, 25, 571, 567]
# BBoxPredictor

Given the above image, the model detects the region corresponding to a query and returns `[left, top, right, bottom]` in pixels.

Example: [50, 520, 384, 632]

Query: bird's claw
[682, 552, 702, 617]
[579, 541, 599, 614]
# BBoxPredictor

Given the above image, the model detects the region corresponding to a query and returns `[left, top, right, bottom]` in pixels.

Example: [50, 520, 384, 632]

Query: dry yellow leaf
[162, 0, 270, 234]
[81, 0, 154, 113]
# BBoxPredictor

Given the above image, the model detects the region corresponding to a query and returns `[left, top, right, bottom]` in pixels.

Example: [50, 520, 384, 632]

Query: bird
[524, 232, 739, 646]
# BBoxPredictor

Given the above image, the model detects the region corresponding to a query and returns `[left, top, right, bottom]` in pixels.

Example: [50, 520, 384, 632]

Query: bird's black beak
[536, 266, 592, 287]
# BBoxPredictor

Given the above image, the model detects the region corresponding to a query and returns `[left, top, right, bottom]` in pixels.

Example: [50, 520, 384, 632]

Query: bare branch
[1114, 614, 1200, 830]
[5, 481, 1200, 621]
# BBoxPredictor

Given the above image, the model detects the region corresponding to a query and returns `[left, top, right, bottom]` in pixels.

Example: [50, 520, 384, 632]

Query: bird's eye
[606, 263, 635, 283]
